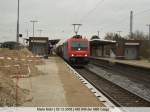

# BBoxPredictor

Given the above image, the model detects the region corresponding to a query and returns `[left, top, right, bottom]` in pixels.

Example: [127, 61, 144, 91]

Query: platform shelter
[90, 39, 116, 58]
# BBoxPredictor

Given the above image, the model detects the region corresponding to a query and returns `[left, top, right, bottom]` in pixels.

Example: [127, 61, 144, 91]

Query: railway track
[74, 68, 150, 107]
[89, 60, 150, 101]
[90, 59, 150, 88]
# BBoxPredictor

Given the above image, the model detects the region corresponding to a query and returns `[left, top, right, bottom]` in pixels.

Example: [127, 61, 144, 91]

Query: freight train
[56, 35, 90, 66]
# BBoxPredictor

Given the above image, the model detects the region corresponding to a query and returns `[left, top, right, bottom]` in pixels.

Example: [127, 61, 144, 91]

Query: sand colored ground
[55, 57, 104, 107]
[22, 57, 104, 107]
[0, 48, 43, 106]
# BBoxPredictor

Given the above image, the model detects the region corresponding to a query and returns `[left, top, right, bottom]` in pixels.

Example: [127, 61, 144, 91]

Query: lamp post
[16, 0, 20, 43]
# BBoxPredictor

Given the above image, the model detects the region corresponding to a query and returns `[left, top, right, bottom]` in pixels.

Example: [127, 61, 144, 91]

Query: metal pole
[130, 11, 133, 39]
[148, 24, 150, 40]
[146, 24, 150, 40]
[33, 22, 34, 37]
[149, 25, 150, 40]
[97, 31, 100, 37]
[16, 0, 20, 43]
[30, 20, 38, 37]
[38, 29, 43, 36]
[26, 29, 28, 37]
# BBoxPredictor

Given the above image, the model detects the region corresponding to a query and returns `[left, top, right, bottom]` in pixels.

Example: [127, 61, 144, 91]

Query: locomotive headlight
[71, 54, 74, 57]
[85, 54, 88, 57]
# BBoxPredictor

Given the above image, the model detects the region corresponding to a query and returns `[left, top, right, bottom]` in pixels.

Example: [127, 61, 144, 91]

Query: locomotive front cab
[68, 37, 90, 65]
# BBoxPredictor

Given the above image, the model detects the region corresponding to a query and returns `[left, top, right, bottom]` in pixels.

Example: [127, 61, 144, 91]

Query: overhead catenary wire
[109, 8, 150, 28]
[78, 0, 150, 33]
[95, 8, 150, 36]
[135, 8, 150, 15]
[65, 1, 150, 37]
[79, 0, 105, 23]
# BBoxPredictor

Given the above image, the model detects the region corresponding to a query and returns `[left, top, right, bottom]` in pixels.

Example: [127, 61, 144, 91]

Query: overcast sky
[0, 0, 150, 42]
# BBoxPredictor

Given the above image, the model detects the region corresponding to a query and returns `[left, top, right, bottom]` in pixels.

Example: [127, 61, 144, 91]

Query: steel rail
[74, 68, 150, 107]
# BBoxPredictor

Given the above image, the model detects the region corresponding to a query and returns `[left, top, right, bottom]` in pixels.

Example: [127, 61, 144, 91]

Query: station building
[116, 40, 141, 60]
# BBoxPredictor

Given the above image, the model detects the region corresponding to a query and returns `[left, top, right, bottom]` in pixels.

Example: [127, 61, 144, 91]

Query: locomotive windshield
[71, 41, 88, 51]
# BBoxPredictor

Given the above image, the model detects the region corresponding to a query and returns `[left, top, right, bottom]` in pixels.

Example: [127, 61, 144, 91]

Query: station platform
[20, 56, 104, 107]
[90, 57, 150, 69]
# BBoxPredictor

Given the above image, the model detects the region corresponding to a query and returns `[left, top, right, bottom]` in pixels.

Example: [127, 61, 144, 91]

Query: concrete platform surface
[91, 57, 150, 69]
[21, 57, 103, 107]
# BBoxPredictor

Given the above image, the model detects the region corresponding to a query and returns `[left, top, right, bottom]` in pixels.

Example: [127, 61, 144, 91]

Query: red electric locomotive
[57, 35, 90, 65]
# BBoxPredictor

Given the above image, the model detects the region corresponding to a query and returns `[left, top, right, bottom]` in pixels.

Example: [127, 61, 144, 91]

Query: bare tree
[105, 33, 114, 40]
[105, 32, 126, 41]
[129, 30, 148, 40]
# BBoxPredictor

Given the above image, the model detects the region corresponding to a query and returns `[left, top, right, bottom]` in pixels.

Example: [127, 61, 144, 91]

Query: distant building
[90, 39, 116, 58]
[116, 40, 141, 60]
[90, 38, 141, 60]
[29, 37, 49, 56]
